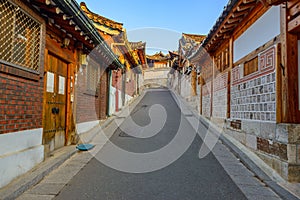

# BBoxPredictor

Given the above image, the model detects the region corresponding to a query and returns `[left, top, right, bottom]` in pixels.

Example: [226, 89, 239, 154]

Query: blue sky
[77, 0, 229, 54]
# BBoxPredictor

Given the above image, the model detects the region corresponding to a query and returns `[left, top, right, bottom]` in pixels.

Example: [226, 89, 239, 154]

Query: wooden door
[43, 54, 68, 152]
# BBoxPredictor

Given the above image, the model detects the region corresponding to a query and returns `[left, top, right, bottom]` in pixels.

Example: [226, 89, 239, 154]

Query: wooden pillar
[211, 57, 215, 118]
[191, 70, 197, 96]
[280, 4, 300, 123]
[200, 75, 204, 115]
[228, 37, 234, 119]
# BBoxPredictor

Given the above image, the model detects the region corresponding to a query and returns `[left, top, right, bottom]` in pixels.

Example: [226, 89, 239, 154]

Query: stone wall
[231, 46, 276, 122]
[202, 81, 211, 118]
[213, 72, 228, 119]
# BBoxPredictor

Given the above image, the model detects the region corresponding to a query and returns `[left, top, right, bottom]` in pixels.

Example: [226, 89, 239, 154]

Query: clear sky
[77, 0, 229, 54]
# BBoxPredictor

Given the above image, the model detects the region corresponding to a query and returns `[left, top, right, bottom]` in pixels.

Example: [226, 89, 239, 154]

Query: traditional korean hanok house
[177, 33, 206, 111]
[146, 52, 170, 69]
[201, 0, 300, 182]
[130, 42, 147, 70]
[114, 32, 143, 107]
[168, 51, 180, 91]
[0, 0, 46, 188]
[29, 0, 123, 154]
[144, 52, 171, 88]
[80, 2, 142, 114]
[188, 46, 213, 116]
[0, 0, 122, 189]
[130, 41, 148, 94]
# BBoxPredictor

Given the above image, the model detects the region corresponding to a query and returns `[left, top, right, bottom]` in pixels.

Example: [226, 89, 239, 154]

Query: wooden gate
[43, 54, 68, 152]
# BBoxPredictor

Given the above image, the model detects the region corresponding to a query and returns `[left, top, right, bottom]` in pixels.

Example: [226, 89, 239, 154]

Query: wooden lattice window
[0, 0, 42, 72]
[214, 46, 229, 74]
[244, 56, 258, 76]
[87, 58, 100, 95]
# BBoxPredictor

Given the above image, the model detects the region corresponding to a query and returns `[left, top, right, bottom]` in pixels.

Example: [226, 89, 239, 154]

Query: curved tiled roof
[182, 33, 206, 43]
[202, 0, 239, 48]
[80, 2, 123, 31]
[129, 41, 146, 50]
[146, 52, 169, 61]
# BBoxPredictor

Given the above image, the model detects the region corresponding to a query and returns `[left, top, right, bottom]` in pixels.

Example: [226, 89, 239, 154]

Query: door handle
[51, 107, 60, 114]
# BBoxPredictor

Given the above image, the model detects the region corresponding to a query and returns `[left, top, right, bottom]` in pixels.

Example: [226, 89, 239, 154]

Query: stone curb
[219, 135, 298, 200]
[170, 90, 299, 200]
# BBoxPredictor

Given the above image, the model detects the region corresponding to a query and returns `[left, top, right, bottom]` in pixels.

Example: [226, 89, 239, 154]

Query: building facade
[0, 0, 125, 188]
[81, 2, 144, 115]
[170, 0, 300, 182]
[177, 33, 206, 112]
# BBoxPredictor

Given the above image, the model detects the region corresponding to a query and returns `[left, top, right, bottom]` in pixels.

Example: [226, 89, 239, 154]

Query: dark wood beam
[227, 17, 242, 24]
[231, 9, 248, 18]
[289, 1, 300, 19]
[288, 14, 300, 33]
[237, 2, 256, 12]
[243, 0, 256, 4]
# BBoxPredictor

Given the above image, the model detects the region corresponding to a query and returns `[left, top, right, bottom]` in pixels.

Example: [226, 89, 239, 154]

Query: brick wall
[76, 66, 100, 124]
[126, 71, 136, 97]
[0, 63, 43, 134]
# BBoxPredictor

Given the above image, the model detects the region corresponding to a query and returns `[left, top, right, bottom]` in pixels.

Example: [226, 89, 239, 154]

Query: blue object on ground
[76, 144, 95, 151]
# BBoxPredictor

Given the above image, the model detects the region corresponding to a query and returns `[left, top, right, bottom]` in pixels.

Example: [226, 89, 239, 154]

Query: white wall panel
[234, 6, 280, 62]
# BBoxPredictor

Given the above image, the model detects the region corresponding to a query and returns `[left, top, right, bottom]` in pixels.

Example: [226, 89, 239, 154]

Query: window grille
[87, 58, 100, 94]
[0, 0, 41, 72]
[244, 56, 258, 76]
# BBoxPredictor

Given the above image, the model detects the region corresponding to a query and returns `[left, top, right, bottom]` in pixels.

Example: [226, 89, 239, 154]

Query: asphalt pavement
[17, 89, 282, 200]
[54, 90, 247, 200]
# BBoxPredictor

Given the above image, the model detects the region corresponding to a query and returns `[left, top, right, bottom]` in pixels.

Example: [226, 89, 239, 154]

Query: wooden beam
[223, 34, 231, 39]
[227, 17, 241, 24]
[288, 14, 300, 33]
[237, 3, 255, 12]
[260, 0, 285, 6]
[231, 10, 248, 18]
[288, 0, 299, 9]
[289, 1, 300, 19]
[276, 43, 282, 123]
[219, 27, 232, 34]
[224, 23, 237, 29]
[243, 0, 256, 4]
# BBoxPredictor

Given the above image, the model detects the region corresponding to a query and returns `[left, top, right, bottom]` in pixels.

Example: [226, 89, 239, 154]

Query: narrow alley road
[18, 89, 281, 200]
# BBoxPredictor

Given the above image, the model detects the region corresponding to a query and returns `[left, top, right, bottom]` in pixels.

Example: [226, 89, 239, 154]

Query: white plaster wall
[234, 6, 280, 62]
[0, 128, 44, 188]
[180, 76, 192, 98]
[125, 94, 133, 106]
[76, 120, 100, 134]
[118, 89, 122, 110]
[109, 86, 116, 115]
